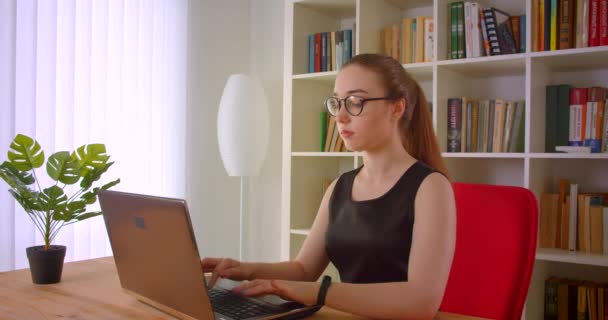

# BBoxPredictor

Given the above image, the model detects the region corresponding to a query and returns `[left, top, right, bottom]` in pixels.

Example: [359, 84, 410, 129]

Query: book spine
[493, 99, 506, 152]
[520, 14, 526, 52]
[451, 2, 459, 59]
[511, 15, 521, 52]
[321, 32, 327, 72]
[314, 33, 321, 72]
[447, 98, 462, 152]
[309, 34, 314, 73]
[568, 184, 578, 251]
[550, 0, 558, 50]
[464, 2, 473, 58]
[457, 2, 465, 58]
[590, 0, 600, 46]
[600, 0, 608, 45]
[424, 18, 434, 62]
[545, 0, 552, 51]
[343, 29, 352, 64]
[559, 0, 575, 49]
[508, 101, 525, 152]
[487, 100, 495, 152]
[569, 88, 588, 146]
[479, 7, 491, 56]
[577, 0, 586, 47]
[470, 2, 483, 57]
[603, 98, 608, 152]
[483, 8, 501, 55]
[539, 0, 546, 50]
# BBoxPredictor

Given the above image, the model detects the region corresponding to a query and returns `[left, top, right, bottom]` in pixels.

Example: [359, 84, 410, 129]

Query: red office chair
[439, 183, 538, 320]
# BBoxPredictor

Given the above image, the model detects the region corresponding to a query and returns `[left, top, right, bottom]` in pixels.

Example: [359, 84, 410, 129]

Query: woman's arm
[243, 172, 456, 320]
[204, 179, 336, 285]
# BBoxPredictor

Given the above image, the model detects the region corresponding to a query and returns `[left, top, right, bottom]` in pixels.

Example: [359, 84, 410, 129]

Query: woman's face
[332, 65, 403, 152]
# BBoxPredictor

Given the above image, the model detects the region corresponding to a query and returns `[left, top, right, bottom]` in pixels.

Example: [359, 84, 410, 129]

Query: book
[590, 0, 600, 46]
[602, 206, 608, 254]
[569, 88, 588, 146]
[557, 279, 581, 319]
[558, 179, 570, 249]
[589, 205, 604, 254]
[558, 0, 575, 49]
[483, 7, 502, 55]
[550, 0, 558, 50]
[320, 112, 328, 151]
[601, 0, 608, 45]
[424, 18, 434, 62]
[545, 277, 560, 319]
[540, 193, 560, 248]
[447, 98, 462, 152]
[569, 183, 579, 251]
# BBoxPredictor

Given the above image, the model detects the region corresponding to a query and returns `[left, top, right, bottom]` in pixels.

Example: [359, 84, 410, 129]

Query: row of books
[447, 98, 525, 153]
[545, 85, 608, 153]
[539, 179, 608, 254]
[307, 29, 353, 74]
[544, 277, 608, 319]
[320, 112, 348, 152]
[533, 0, 608, 52]
[381, 16, 434, 64]
[448, 2, 525, 59]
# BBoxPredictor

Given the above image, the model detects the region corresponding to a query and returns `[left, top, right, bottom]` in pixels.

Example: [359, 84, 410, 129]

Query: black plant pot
[26, 245, 66, 284]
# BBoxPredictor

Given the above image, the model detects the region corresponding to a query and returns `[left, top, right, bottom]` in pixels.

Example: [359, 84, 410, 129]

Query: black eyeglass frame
[324, 95, 393, 116]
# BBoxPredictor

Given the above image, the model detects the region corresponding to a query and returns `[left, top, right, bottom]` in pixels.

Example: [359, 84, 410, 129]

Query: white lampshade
[217, 74, 270, 177]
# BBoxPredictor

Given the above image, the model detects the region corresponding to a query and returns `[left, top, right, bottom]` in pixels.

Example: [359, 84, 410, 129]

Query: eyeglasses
[324, 95, 392, 116]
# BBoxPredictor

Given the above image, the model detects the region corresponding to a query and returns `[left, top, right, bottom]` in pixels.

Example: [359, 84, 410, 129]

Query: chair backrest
[439, 183, 538, 320]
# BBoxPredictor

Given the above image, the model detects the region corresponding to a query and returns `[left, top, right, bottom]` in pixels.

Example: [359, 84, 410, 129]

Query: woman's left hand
[232, 279, 320, 306]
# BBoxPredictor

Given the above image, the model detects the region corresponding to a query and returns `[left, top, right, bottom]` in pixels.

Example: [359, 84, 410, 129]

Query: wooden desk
[0, 257, 486, 320]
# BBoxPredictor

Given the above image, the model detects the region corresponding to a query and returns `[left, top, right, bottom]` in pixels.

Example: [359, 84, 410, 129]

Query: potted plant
[0, 134, 119, 284]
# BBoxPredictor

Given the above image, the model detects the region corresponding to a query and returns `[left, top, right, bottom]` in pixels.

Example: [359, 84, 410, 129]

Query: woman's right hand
[200, 257, 253, 288]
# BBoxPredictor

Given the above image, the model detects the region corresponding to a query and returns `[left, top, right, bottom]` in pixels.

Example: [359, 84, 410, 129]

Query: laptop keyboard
[208, 287, 285, 319]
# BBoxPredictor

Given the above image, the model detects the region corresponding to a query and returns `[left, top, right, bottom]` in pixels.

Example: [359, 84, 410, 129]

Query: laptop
[98, 190, 322, 320]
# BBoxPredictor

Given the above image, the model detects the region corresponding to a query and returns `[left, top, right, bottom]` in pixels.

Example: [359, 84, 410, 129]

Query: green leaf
[0, 161, 35, 188]
[71, 144, 109, 176]
[46, 151, 80, 184]
[39, 186, 68, 212]
[9, 188, 42, 212]
[101, 178, 120, 190]
[7, 134, 45, 171]
[80, 188, 99, 205]
[74, 211, 102, 221]
[80, 162, 114, 190]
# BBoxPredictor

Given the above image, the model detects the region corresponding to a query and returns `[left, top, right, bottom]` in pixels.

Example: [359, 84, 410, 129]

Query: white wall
[186, 0, 285, 262]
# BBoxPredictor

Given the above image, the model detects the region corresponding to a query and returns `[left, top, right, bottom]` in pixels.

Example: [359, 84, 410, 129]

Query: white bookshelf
[282, 1, 608, 319]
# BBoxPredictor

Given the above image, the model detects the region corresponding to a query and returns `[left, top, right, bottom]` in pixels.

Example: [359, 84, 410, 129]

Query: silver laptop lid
[99, 190, 214, 320]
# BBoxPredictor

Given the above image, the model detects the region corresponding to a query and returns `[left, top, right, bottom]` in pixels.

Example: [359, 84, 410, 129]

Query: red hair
[343, 53, 449, 177]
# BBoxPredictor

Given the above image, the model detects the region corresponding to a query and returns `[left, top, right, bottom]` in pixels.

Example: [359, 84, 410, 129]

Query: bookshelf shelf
[283, 1, 608, 319]
[529, 46, 608, 70]
[442, 152, 525, 159]
[436, 55, 526, 77]
[292, 71, 338, 82]
[536, 249, 608, 267]
[527, 153, 608, 159]
[290, 228, 311, 236]
[291, 152, 357, 157]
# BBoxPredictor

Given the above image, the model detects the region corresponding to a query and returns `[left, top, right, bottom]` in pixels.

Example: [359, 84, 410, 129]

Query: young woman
[202, 53, 456, 319]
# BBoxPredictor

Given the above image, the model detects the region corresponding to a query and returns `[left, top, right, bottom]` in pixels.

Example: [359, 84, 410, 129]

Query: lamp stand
[239, 176, 244, 261]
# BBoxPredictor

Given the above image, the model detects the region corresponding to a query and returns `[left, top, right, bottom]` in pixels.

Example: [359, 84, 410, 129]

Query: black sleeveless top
[325, 161, 436, 284]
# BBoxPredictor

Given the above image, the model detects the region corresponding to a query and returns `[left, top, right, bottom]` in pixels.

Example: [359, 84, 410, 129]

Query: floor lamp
[217, 74, 269, 261]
